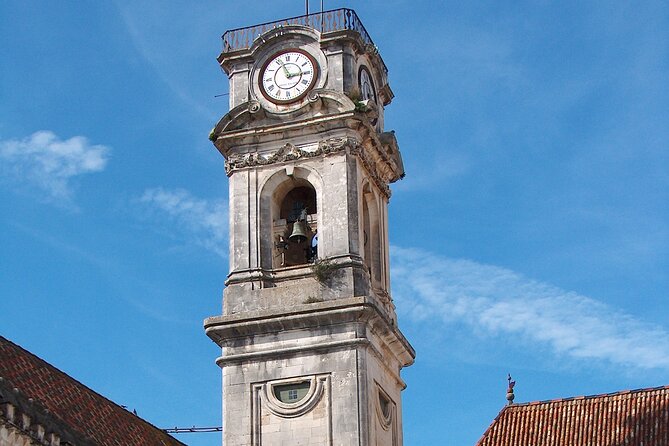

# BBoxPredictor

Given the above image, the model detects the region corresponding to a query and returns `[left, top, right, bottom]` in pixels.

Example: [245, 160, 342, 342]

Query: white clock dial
[359, 66, 376, 102]
[260, 49, 318, 104]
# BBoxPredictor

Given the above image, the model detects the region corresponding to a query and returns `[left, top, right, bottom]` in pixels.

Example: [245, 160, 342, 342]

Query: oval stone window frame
[263, 375, 325, 418]
[375, 385, 393, 430]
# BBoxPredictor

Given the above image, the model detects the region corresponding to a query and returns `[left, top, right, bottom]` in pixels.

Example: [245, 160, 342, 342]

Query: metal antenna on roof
[305, 0, 309, 15]
[506, 374, 516, 405]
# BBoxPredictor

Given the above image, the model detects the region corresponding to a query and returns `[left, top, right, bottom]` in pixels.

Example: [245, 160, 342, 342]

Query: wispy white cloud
[134, 187, 669, 371]
[114, 1, 219, 122]
[0, 130, 110, 204]
[140, 188, 228, 258]
[391, 246, 669, 371]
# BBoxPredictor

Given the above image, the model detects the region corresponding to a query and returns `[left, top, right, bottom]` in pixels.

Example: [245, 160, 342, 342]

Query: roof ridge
[509, 384, 669, 408]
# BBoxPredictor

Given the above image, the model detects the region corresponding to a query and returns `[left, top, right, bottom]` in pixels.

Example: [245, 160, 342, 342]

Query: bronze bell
[288, 220, 308, 243]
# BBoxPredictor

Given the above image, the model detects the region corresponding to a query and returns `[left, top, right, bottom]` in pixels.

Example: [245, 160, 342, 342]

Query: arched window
[361, 183, 382, 285]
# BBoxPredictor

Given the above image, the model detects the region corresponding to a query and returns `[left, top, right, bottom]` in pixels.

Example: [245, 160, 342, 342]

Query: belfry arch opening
[258, 168, 320, 270]
[276, 184, 317, 267]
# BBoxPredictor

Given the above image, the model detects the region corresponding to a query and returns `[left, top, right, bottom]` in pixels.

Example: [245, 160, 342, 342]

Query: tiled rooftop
[0, 336, 185, 446]
[477, 385, 669, 445]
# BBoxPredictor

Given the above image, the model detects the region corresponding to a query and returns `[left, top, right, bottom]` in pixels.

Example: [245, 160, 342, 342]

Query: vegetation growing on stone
[311, 258, 336, 284]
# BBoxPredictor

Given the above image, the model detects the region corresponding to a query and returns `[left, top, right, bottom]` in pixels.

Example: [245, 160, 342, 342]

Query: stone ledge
[215, 338, 370, 367]
[204, 296, 415, 367]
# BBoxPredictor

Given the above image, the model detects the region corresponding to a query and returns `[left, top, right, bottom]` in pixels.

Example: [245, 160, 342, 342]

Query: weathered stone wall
[0, 424, 33, 446]
[222, 349, 360, 445]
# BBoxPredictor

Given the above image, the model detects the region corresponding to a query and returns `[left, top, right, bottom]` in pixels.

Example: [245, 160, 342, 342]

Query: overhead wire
[163, 426, 222, 434]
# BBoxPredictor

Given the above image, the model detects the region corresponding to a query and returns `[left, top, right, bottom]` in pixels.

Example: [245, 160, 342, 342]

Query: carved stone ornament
[224, 137, 392, 197]
[224, 143, 314, 174]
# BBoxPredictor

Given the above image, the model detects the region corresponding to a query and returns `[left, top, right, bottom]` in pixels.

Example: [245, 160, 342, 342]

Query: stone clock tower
[204, 9, 415, 446]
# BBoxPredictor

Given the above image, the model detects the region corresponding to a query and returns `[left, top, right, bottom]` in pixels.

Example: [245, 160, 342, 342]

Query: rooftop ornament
[506, 374, 516, 405]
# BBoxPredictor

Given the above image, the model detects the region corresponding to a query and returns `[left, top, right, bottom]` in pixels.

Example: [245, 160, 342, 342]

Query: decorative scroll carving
[225, 137, 392, 197]
[225, 143, 305, 174]
[349, 141, 391, 198]
[307, 89, 320, 103]
[224, 137, 354, 170]
[248, 100, 262, 114]
[318, 136, 357, 154]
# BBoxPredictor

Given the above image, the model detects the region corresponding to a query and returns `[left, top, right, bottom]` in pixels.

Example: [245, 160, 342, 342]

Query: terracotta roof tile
[477, 385, 669, 446]
[0, 336, 185, 446]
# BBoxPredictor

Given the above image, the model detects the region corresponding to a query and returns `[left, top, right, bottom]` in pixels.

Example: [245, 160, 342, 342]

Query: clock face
[260, 49, 318, 104]
[359, 66, 376, 102]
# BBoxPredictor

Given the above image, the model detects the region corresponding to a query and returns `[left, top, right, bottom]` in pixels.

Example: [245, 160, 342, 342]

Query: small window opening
[274, 381, 311, 404]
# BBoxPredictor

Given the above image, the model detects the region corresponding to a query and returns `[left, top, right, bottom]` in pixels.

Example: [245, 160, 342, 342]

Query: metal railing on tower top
[221, 8, 378, 59]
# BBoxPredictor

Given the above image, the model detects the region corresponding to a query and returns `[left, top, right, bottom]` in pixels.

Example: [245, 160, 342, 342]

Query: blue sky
[1, 1, 667, 445]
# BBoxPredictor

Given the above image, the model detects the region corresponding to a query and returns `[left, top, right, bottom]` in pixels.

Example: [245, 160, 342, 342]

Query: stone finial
[506, 374, 516, 405]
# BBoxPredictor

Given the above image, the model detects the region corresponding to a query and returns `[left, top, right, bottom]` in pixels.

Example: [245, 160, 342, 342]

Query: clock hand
[277, 59, 291, 78]
[288, 68, 307, 78]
